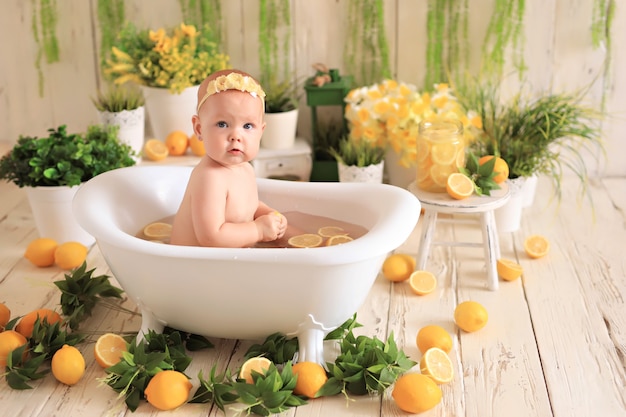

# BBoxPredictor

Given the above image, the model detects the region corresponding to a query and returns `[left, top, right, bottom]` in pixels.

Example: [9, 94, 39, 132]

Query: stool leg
[480, 210, 499, 291]
[417, 210, 437, 270]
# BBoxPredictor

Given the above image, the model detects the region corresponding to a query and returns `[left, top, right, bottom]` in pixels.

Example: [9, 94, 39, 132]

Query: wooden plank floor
[1, 148, 625, 416]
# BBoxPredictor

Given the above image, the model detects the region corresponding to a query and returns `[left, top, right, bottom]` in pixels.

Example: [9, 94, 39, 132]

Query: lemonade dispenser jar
[415, 119, 465, 192]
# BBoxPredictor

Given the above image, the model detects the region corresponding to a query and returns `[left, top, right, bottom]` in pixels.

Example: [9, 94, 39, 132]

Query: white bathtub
[73, 165, 420, 362]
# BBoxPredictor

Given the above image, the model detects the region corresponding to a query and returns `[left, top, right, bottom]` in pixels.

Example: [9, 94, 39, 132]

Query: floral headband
[197, 72, 266, 113]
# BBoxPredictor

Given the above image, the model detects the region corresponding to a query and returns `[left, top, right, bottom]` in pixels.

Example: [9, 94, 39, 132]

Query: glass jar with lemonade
[415, 119, 465, 192]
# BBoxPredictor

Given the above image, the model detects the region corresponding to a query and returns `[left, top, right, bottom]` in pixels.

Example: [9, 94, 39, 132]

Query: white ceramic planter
[522, 174, 539, 208]
[141, 85, 198, 140]
[495, 177, 526, 233]
[26, 185, 95, 247]
[98, 106, 145, 160]
[338, 161, 385, 183]
[384, 148, 415, 189]
[262, 109, 298, 150]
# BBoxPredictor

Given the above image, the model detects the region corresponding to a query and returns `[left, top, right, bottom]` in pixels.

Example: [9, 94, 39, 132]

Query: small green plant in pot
[92, 84, 145, 113]
[330, 137, 385, 183]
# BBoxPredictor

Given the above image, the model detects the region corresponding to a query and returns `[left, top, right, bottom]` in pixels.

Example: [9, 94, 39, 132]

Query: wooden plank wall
[0, 0, 624, 176]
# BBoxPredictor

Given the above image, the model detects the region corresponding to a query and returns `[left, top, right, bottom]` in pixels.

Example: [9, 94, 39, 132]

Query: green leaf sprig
[459, 152, 501, 196]
[3, 316, 85, 389]
[192, 361, 306, 416]
[318, 331, 416, 398]
[101, 330, 193, 411]
[54, 262, 125, 330]
[244, 333, 299, 365]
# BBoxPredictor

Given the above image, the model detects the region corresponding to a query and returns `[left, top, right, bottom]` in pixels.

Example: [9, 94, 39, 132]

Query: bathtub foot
[293, 314, 333, 365]
[138, 309, 165, 341]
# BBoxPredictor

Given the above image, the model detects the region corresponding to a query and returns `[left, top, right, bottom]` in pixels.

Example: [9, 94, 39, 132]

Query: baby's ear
[192, 114, 202, 137]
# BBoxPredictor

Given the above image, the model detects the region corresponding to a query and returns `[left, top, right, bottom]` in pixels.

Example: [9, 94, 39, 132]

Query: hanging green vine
[480, 0, 526, 79]
[591, 0, 615, 109]
[31, 0, 60, 96]
[96, 0, 125, 68]
[178, 0, 223, 47]
[259, 0, 291, 86]
[344, 0, 391, 86]
[424, 0, 469, 89]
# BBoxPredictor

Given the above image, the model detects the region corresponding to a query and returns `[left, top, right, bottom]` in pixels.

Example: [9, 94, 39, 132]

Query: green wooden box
[304, 75, 354, 106]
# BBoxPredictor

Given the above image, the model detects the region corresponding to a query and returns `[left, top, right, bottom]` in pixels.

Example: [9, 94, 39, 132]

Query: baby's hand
[256, 211, 287, 242]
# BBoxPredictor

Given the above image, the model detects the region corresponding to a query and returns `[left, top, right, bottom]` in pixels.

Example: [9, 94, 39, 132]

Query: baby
[170, 69, 287, 247]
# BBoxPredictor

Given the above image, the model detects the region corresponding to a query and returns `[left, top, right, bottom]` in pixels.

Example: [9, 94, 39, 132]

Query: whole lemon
[454, 301, 489, 332]
[145, 370, 192, 411]
[54, 242, 88, 270]
[51, 344, 85, 385]
[392, 373, 442, 413]
[0, 330, 28, 367]
[382, 254, 415, 282]
[24, 238, 59, 267]
[292, 361, 328, 398]
[416, 325, 453, 354]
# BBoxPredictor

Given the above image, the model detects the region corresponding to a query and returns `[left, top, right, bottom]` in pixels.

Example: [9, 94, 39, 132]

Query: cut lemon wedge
[497, 258, 523, 281]
[409, 270, 437, 295]
[94, 333, 127, 368]
[524, 235, 550, 258]
[446, 172, 474, 200]
[420, 347, 454, 384]
[143, 139, 169, 161]
[239, 356, 272, 384]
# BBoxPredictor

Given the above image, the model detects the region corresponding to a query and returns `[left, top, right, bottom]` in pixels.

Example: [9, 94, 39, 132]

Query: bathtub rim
[73, 165, 421, 265]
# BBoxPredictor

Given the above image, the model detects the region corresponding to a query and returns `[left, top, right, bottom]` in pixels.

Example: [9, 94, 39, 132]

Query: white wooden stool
[408, 181, 510, 291]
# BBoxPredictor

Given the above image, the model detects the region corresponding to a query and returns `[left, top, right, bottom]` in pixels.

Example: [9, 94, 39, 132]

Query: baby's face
[194, 90, 265, 166]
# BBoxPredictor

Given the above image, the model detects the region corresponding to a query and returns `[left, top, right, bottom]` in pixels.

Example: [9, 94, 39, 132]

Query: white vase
[522, 174, 538, 208]
[98, 106, 145, 160]
[495, 177, 526, 233]
[338, 161, 385, 183]
[262, 109, 299, 150]
[26, 185, 95, 247]
[141, 85, 198, 140]
[384, 149, 415, 189]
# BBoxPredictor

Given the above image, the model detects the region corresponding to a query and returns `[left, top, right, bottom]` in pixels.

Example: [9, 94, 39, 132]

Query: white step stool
[409, 181, 510, 291]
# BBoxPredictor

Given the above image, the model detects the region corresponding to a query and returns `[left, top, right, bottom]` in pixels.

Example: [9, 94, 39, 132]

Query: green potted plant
[261, 77, 301, 150]
[102, 22, 230, 140]
[0, 124, 136, 245]
[458, 80, 605, 231]
[92, 84, 145, 158]
[329, 136, 386, 183]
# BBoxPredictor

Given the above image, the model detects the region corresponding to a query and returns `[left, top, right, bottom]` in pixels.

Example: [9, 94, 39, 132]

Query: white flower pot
[26, 185, 95, 247]
[262, 109, 298, 150]
[384, 148, 415, 189]
[522, 174, 539, 208]
[338, 161, 385, 183]
[141, 85, 198, 140]
[98, 106, 145, 160]
[495, 177, 526, 233]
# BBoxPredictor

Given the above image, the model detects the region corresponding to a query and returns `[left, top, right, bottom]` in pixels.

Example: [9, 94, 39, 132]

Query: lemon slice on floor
[287, 234, 323, 248]
[143, 222, 173, 239]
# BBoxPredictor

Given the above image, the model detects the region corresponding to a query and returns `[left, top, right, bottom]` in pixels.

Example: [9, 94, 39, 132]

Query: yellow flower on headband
[197, 72, 266, 113]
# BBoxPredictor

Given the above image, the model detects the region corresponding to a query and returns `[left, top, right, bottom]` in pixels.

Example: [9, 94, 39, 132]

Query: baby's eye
[217, 121, 228, 128]
[243, 123, 253, 130]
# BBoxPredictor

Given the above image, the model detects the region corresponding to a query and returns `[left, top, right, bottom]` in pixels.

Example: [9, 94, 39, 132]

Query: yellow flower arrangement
[344, 80, 482, 168]
[103, 23, 230, 94]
